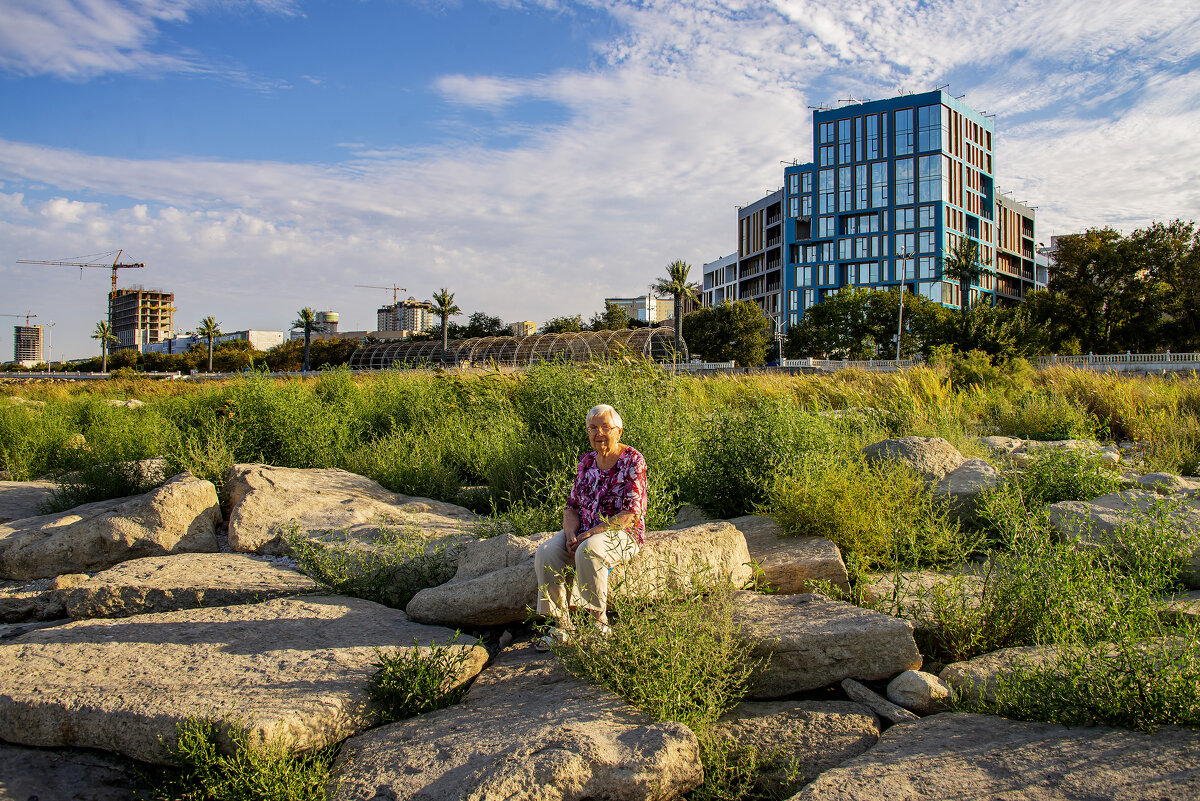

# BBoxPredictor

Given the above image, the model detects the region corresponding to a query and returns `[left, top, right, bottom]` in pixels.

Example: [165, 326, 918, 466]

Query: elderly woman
[534, 404, 648, 646]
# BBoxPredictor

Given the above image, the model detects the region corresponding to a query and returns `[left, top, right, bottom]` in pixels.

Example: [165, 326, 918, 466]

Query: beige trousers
[534, 529, 640, 618]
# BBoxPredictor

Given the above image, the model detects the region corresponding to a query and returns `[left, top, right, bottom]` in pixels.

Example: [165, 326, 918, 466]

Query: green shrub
[993, 389, 1099, 441]
[768, 455, 976, 570]
[153, 717, 336, 801]
[285, 517, 459, 608]
[984, 447, 1123, 512]
[366, 637, 478, 724]
[691, 731, 804, 801]
[40, 459, 163, 513]
[340, 428, 462, 503]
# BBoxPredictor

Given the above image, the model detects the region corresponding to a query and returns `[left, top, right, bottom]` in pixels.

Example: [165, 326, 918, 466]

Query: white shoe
[534, 626, 570, 652]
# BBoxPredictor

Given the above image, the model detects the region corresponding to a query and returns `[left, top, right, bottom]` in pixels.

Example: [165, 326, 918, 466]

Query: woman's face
[587, 412, 622, 457]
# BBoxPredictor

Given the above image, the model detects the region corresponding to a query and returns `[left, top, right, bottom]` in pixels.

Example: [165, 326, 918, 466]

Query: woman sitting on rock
[534, 404, 648, 648]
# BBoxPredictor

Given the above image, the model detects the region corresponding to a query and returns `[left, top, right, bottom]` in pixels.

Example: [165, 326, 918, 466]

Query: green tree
[940, 236, 988, 321]
[541, 314, 584, 334]
[1127, 220, 1200, 351]
[195, 315, 222, 373]
[459, 311, 507, 339]
[430, 288, 462, 352]
[651, 259, 700, 362]
[291, 307, 321, 372]
[91, 320, 117, 372]
[681, 300, 769, 366]
[587, 301, 630, 331]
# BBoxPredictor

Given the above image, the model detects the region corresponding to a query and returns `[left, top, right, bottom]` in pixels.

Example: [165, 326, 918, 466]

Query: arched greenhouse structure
[348, 328, 686, 370]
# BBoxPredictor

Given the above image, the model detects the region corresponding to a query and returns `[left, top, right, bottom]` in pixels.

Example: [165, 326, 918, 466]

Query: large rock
[0, 595, 487, 763]
[1160, 589, 1200, 626]
[224, 464, 480, 555]
[1047, 490, 1200, 585]
[0, 480, 57, 523]
[938, 644, 1064, 706]
[0, 474, 220, 580]
[933, 459, 1000, 524]
[0, 742, 146, 801]
[406, 531, 554, 627]
[790, 713, 1200, 800]
[728, 515, 850, 594]
[708, 700, 879, 797]
[861, 437, 964, 482]
[1134, 473, 1200, 496]
[56, 553, 322, 619]
[861, 568, 984, 616]
[408, 522, 752, 628]
[330, 643, 702, 801]
[734, 592, 921, 698]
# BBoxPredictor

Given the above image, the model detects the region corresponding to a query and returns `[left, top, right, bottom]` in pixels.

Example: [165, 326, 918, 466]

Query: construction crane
[16, 249, 145, 291]
[356, 284, 408, 305]
[0, 312, 38, 326]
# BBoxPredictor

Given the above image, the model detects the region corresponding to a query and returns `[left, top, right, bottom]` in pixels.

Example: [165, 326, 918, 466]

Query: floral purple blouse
[566, 446, 649, 545]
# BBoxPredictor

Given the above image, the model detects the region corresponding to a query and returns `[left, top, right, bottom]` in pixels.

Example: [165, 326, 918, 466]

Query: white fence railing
[1037, 352, 1200, 368]
[784, 357, 924, 372]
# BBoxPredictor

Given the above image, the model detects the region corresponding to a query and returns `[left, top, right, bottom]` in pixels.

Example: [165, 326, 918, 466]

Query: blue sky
[1, 0, 1198, 359]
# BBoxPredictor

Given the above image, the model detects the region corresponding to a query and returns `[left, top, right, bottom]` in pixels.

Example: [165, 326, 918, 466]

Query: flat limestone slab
[791, 713, 1200, 800]
[734, 592, 921, 698]
[728, 515, 850, 594]
[57, 553, 323, 619]
[0, 480, 57, 524]
[224, 464, 481, 555]
[330, 643, 702, 801]
[0, 474, 220, 580]
[0, 595, 487, 764]
[0, 742, 145, 801]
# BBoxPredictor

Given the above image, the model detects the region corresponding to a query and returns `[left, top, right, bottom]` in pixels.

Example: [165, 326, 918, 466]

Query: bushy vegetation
[153, 717, 336, 801]
[366, 638, 479, 724]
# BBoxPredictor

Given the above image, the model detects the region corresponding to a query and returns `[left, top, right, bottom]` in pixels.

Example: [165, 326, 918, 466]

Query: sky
[0, 0, 1198, 360]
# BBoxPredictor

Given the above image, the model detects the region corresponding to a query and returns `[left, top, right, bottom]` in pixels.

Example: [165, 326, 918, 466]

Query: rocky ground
[0, 439, 1197, 799]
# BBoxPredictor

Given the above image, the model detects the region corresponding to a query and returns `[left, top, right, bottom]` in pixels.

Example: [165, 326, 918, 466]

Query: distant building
[13, 325, 42, 366]
[317, 311, 339, 333]
[146, 329, 285, 355]
[605, 293, 672, 324]
[510, 321, 536, 337]
[702, 253, 738, 307]
[737, 190, 785, 325]
[109, 287, 174, 353]
[378, 298, 433, 333]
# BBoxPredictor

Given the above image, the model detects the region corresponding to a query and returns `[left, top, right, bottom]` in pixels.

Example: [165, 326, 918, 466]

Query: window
[895, 158, 914, 205]
[871, 161, 888, 208]
[818, 216, 834, 238]
[918, 204, 935, 228]
[917, 155, 941, 202]
[788, 290, 798, 311]
[802, 172, 812, 193]
[896, 254, 915, 280]
[919, 256, 935, 278]
[895, 232, 915, 256]
[854, 237, 868, 259]
[801, 196, 812, 216]
[819, 169, 834, 213]
[855, 116, 864, 162]
[788, 197, 799, 218]
[865, 114, 880, 160]
[917, 105, 941, 151]
[838, 166, 852, 211]
[895, 108, 914, 156]
[855, 164, 868, 209]
[798, 266, 812, 285]
[838, 119, 852, 163]
[838, 238, 852, 259]
[819, 145, 835, 166]
[819, 121, 834, 144]
[820, 242, 835, 260]
[787, 173, 799, 194]
[918, 230, 936, 253]
[895, 207, 915, 230]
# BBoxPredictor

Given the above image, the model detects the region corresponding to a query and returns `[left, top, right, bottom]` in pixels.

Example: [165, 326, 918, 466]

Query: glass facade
[780, 90, 1015, 336]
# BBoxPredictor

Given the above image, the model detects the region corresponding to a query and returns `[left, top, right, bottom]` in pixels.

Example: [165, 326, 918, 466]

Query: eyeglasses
[587, 424, 617, 434]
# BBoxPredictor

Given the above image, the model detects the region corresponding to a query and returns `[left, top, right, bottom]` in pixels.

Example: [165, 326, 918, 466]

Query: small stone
[886, 669, 951, 715]
[861, 437, 965, 483]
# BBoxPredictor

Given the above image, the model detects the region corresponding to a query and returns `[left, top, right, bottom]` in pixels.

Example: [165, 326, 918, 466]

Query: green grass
[366, 637, 479, 724]
[151, 717, 337, 801]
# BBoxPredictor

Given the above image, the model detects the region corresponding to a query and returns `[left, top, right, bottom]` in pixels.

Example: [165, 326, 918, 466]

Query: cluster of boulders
[0, 444, 1197, 799]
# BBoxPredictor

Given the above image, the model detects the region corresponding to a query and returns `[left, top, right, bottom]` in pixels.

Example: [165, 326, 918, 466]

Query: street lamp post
[895, 251, 912, 363]
[46, 322, 54, 371]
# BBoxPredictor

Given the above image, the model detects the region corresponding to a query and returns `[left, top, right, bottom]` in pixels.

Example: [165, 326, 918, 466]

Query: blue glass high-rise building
[745, 90, 1043, 333]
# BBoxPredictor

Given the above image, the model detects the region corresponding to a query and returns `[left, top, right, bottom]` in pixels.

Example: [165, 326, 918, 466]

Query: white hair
[586, 404, 623, 429]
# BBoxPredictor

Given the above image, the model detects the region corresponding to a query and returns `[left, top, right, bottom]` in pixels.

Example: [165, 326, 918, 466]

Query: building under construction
[377, 298, 433, 334]
[13, 325, 43, 366]
[109, 288, 174, 353]
[349, 327, 684, 370]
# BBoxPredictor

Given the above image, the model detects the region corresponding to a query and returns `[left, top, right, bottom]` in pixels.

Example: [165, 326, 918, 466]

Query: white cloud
[0, 0, 297, 79]
[2, 0, 1199, 357]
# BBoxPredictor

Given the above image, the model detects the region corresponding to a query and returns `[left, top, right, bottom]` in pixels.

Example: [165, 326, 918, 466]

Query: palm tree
[940, 236, 988, 319]
[196, 316, 222, 373]
[430, 288, 462, 353]
[91, 320, 117, 373]
[651, 259, 700, 363]
[292, 307, 320, 372]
